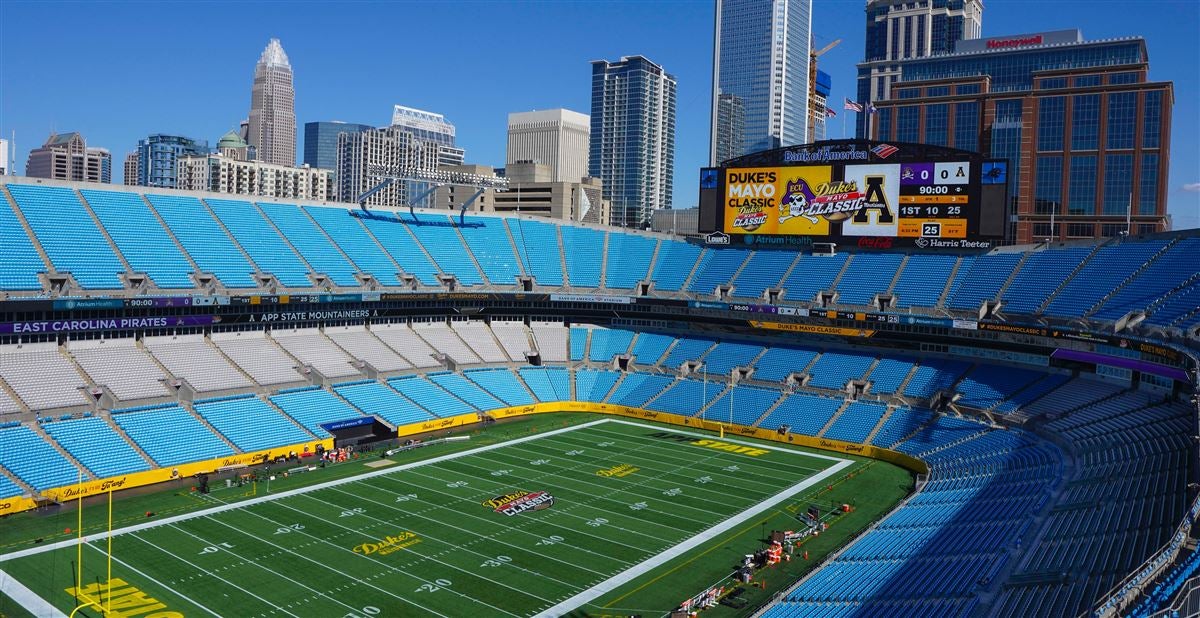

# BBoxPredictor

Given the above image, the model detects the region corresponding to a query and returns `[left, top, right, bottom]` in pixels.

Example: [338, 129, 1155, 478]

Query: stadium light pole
[700, 363, 707, 426]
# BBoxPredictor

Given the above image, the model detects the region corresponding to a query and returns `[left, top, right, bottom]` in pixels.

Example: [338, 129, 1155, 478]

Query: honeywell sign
[987, 35, 1042, 49]
[956, 29, 1080, 53]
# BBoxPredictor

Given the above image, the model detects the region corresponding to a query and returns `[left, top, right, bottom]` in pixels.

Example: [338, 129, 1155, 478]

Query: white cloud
[1184, 183, 1200, 192]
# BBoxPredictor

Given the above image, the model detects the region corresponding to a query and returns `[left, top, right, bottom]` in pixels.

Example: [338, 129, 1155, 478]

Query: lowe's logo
[705, 231, 731, 245]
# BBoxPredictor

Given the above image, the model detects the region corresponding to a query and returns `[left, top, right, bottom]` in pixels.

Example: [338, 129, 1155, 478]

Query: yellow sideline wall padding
[5, 400, 926, 516]
[461, 401, 929, 475]
[19, 438, 335, 511]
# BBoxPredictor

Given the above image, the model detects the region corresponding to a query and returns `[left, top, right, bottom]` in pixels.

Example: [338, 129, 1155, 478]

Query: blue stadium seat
[387, 375, 476, 417]
[835, 253, 904, 305]
[588, 328, 635, 362]
[7, 184, 124, 289]
[758, 393, 843, 435]
[43, 416, 150, 478]
[650, 240, 702, 292]
[569, 327, 589, 361]
[954, 365, 1047, 410]
[204, 199, 311, 288]
[1000, 247, 1092, 314]
[629, 333, 675, 365]
[704, 385, 780, 425]
[866, 357, 915, 395]
[891, 255, 956, 309]
[405, 214, 484, 285]
[903, 358, 971, 399]
[688, 248, 751, 294]
[823, 401, 887, 443]
[463, 368, 535, 406]
[561, 226, 604, 288]
[507, 218, 563, 286]
[753, 347, 820, 382]
[457, 215, 523, 285]
[427, 372, 503, 410]
[730, 251, 793, 299]
[268, 388, 363, 437]
[574, 369, 620, 402]
[807, 351, 875, 390]
[0, 188, 45, 290]
[112, 404, 234, 466]
[0, 425, 80, 490]
[518, 367, 571, 402]
[304, 206, 403, 285]
[258, 202, 360, 286]
[604, 233, 656, 289]
[871, 406, 933, 447]
[330, 382, 433, 428]
[607, 373, 676, 408]
[646, 378, 719, 415]
[80, 189, 194, 289]
[195, 395, 314, 452]
[661, 337, 716, 369]
[946, 253, 1022, 310]
[701, 342, 763, 375]
[1043, 240, 1168, 317]
[1092, 238, 1200, 321]
[782, 254, 848, 302]
[146, 194, 257, 288]
[356, 212, 442, 286]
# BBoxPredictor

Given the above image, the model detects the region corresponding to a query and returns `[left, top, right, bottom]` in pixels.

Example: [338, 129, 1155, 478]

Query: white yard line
[0, 418, 615, 564]
[531, 423, 855, 618]
[0, 569, 68, 618]
[168, 521, 449, 618]
[126, 533, 298, 617]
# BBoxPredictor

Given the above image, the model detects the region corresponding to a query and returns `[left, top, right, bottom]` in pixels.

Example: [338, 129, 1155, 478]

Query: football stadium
[0, 134, 1195, 618]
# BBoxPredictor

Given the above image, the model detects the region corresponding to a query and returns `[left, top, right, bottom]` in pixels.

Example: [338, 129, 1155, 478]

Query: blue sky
[1, 0, 1197, 228]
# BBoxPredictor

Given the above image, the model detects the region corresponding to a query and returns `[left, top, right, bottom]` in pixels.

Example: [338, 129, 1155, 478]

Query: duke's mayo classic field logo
[352, 531, 421, 556]
[484, 490, 555, 516]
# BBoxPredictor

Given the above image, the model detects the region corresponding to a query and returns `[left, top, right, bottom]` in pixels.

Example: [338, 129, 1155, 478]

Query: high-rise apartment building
[247, 38, 296, 166]
[0, 138, 9, 176]
[590, 56, 676, 228]
[337, 126, 456, 209]
[506, 109, 590, 183]
[123, 152, 138, 185]
[857, 0, 984, 137]
[870, 30, 1172, 241]
[25, 132, 111, 184]
[135, 134, 209, 188]
[711, 0, 812, 163]
[176, 154, 331, 201]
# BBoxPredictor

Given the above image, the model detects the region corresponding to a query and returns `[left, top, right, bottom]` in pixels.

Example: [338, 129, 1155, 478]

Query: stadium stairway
[448, 220, 494, 287]
[749, 390, 789, 427]
[99, 412, 158, 468]
[198, 198, 270, 286]
[181, 401, 241, 453]
[73, 188, 136, 287]
[1031, 244, 1105, 315]
[0, 186, 55, 288]
[814, 399, 853, 437]
[28, 420, 90, 479]
[884, 254, 909, 296]
[137, 193, 203, 288]
[992, 251, 1031, 308]
[935, 256, 967, 308]
[862, 404, 897, 444]
[1084, 237, 1180, 318]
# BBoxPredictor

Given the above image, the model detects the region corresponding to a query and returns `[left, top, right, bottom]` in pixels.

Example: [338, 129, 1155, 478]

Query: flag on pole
[843, 98, 864, 112]
[866, 102, 878, 114]
[825, 107, 837, 118]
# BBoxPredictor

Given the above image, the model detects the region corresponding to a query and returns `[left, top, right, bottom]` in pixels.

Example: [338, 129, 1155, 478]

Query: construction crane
[808, 37, 842, 140]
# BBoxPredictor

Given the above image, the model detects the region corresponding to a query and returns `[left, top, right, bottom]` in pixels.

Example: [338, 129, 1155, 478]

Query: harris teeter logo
[484, 490, 555, 516]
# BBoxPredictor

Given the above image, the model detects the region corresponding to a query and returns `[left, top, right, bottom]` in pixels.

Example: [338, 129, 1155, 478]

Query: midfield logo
[484, 490, 555, 516]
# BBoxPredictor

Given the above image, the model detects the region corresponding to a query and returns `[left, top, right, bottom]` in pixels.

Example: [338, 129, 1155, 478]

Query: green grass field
[0, 416, 911, 617]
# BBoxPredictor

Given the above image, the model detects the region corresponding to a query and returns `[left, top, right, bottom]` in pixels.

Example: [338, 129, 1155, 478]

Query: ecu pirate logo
[779, 179, 866, 224]
[483, 490, 555, 516]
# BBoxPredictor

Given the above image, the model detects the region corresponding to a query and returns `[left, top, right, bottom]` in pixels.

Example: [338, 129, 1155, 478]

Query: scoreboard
[699, 141, 1006, 250]
[897, 161, 972, 239]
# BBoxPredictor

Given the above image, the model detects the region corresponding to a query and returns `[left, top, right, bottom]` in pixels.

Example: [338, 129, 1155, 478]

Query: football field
[0, 419, 853, 617]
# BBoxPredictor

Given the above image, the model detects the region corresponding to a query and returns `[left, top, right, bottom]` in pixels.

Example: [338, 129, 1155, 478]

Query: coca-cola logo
[857, 237, 894, 249]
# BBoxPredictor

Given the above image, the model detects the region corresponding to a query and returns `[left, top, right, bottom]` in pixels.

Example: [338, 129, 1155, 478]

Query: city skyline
[0, 1, 1196, 228]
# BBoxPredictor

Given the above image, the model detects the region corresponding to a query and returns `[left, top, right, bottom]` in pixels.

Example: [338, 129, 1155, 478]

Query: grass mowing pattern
[1, 419, 849, 617]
